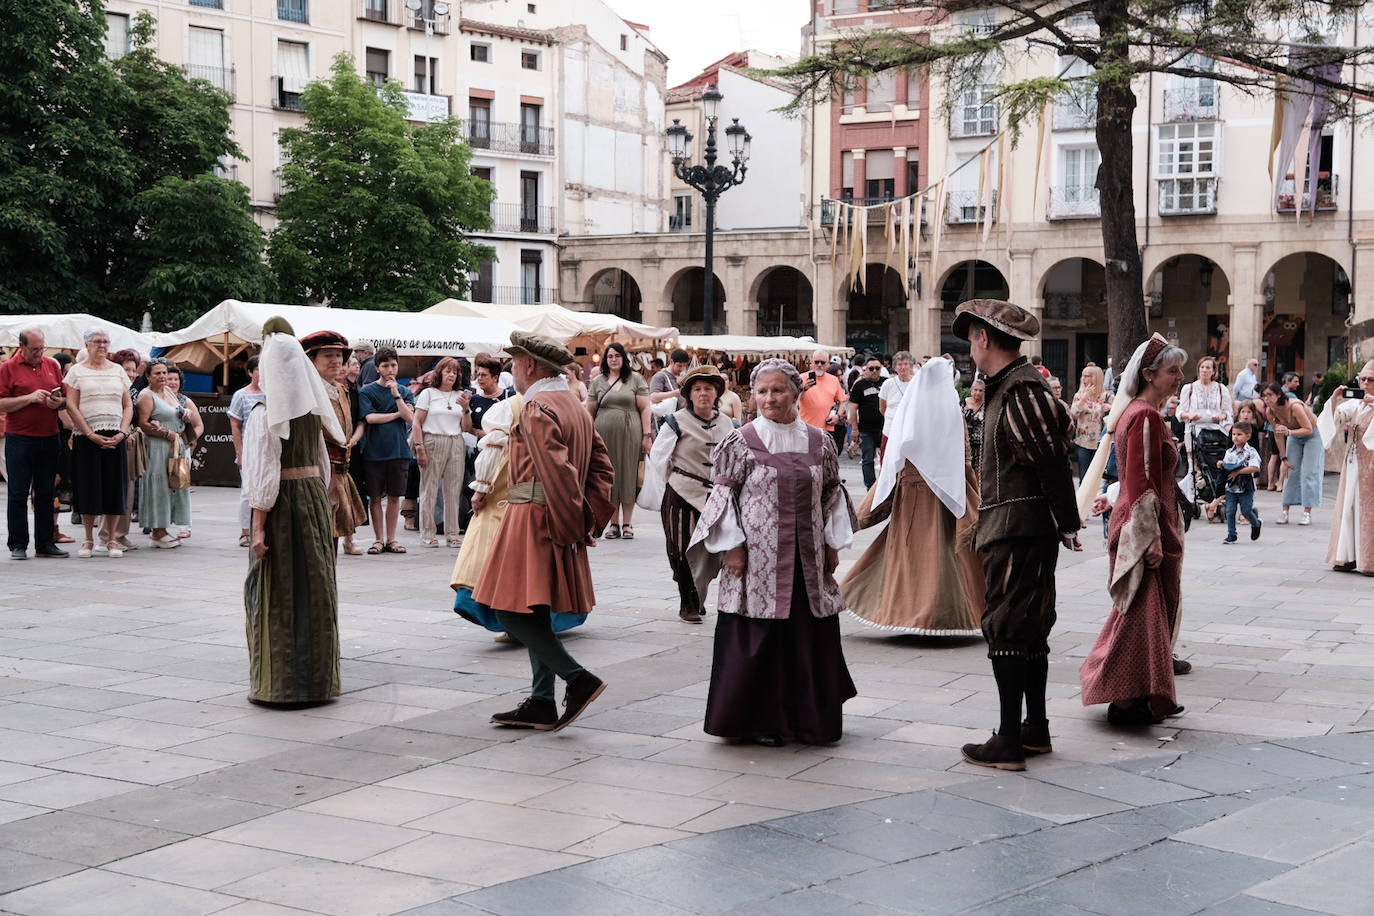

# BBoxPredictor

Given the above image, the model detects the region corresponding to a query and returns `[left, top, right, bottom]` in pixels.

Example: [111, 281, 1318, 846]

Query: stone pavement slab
[0, 472, 1369, 913]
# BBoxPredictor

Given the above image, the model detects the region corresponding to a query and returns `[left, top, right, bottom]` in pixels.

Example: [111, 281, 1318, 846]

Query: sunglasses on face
[1359, 376, 1374, 384]
[813, 360, 828, 365]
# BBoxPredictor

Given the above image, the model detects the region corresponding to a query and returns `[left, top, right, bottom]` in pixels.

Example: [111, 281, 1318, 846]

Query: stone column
[894, 146, 908, 199]
[817, 258, 846, 345]
[1354, 238, 1374, 362]
[1010, 250, 1040, 359]
[558, 259, 583, 307]
[1229, 244, 1263, 380]
[723, 254, 749, 337]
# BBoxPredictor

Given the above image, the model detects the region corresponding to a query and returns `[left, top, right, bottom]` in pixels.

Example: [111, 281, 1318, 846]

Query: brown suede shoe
[490, 697, 557, 730]
[553, 672, 605, 732]
[961, 732, 1026, 771]
[1020, 719, 1052, 756]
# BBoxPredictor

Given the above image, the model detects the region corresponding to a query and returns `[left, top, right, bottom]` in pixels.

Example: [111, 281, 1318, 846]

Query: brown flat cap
[504, 330, 575, 372]
[951, 299, 1040, 342]
[299, 329, 350, 355]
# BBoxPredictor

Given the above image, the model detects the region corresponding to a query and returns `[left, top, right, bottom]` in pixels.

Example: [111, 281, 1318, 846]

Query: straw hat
[679, 365, 726, 398]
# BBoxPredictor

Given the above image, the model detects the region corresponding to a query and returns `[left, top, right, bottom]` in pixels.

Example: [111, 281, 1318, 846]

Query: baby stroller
[1185, 426, 1231, 520]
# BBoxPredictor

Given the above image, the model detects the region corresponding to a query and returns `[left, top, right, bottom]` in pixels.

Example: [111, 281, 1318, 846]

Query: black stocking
[990, 655, 1027, 738]
[1024, 655, 1049, 726]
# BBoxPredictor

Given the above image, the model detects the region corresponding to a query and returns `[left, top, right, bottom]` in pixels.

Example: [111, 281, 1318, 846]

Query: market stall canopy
[677, 334, 854, 359]
[151, 300, 521, 373]
[0, 314, 157, 354]
[426, 298, 677, 344]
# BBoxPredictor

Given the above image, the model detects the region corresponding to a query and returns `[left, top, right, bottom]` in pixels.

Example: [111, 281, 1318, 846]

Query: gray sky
[607, 0, 811, 86]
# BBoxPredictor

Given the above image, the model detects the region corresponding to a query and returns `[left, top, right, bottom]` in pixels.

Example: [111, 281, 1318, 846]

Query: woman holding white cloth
[842, 357, 985, 635]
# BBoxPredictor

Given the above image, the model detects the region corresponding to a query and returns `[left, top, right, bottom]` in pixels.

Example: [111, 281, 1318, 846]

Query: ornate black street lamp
[665, 85, 750, 336]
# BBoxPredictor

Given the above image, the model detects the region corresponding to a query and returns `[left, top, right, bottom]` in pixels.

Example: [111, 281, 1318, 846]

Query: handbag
[167, 433, 191, 489]
[126, 428, 148, 480]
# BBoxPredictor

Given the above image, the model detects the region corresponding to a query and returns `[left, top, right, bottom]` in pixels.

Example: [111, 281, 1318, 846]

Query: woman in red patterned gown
[1079, 335, 1189, 725]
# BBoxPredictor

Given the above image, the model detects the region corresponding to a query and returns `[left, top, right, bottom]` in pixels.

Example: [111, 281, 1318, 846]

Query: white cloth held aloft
[872, 357, 967, 518]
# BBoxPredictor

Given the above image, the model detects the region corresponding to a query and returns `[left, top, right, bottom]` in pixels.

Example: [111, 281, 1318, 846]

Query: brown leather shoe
[960, 732, 1026, 771]
[679, 608, 703, 624]
[490, 696, 557, 730]
[553, 672, 605, 732]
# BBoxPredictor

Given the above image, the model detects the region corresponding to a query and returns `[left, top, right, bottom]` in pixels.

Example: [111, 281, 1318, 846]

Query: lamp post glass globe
[405, 0, 421, 10]
[702, 84, 722, 122]
[725, 119, 747, 159]
[667, 120, 688, 161]
[434, 2, 449, 14]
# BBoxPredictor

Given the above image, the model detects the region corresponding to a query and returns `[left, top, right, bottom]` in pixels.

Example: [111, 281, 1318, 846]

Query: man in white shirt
[1232, 357, 1259, 402]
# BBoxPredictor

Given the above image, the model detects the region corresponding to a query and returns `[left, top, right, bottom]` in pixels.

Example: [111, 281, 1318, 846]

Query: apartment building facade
[101, 0, 668, 310]
[805, 0, 1374, 384]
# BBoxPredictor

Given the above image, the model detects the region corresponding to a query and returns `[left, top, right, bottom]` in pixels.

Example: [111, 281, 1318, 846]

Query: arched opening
[1039, 258, 1107, 390]
[668, 267, 726, 334]
[754, 266, 815, 337]
[1260, 252, 1351, 385]
[940, 260, 1009, 369]
[845, 264, 907, 354]
[584, 268, 643, 322]
[1146, 254, 1231, 381]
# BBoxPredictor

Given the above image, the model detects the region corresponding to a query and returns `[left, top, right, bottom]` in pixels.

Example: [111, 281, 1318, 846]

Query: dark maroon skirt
[704, 562, 856, 744]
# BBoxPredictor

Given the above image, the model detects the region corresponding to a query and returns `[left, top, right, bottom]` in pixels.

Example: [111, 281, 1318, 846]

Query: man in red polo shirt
[0, 329, 69, 559]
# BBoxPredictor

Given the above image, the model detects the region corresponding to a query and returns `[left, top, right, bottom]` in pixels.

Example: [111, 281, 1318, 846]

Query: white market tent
[151, 300, 521, 377]
[0, 313, 157, 354]
[677, 334, 854, 360]
[424, 298, 677, 345]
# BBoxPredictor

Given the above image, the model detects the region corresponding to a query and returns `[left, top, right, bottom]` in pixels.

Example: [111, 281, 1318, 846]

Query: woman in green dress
[136, 360, 191, 548]
[241, 317, 342, 706]
[584, 342, 652, 539]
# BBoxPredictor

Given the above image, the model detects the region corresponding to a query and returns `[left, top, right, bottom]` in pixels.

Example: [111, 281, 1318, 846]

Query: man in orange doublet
[474, 332, 614, 731]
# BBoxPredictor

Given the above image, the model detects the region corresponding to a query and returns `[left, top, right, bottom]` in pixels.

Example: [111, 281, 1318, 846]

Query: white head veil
[258, 320, 344, 444]
[872, 356, 967, 518]
[1073, 333, 1170, 520]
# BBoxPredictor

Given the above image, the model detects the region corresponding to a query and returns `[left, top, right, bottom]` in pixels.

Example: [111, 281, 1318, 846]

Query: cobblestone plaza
[0, 468, 1370, 914]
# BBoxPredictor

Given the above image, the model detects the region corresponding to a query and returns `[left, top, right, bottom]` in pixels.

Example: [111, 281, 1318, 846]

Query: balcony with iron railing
[1046, 185, 1100, 220]
[1157, 176, 1219, 215]
[1053, 100, 1096, 131]
[272, 76, 306, 112]
[184, 64, 236, 100]
[820, 197, 927, 228]
[465, 120, 555, 156]
[272, 168, 284, 202]
[277, 0, 308, 24]
[1162, 87, 1219, 122]
[357, 0, 399, 24]
[469, 284, 552, 305]
[408, 9, 451, 34]
[945, 190, 998, 224]
[484, 202, 556, 234]
[1276, 172, 1338, 212]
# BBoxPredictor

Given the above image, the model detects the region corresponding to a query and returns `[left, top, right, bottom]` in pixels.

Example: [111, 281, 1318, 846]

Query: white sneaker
[1276, 508, 1290, 525]
[1299, 510, 1312, 526]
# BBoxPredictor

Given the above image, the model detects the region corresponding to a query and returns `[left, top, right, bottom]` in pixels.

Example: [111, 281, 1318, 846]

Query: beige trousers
[418, 433, 464, 541]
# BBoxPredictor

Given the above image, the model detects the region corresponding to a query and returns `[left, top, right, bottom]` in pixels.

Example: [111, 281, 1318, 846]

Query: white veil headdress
[1074, 333, 1170, 522]
[258, 317, 344, 444]
[872, 356, 967, 518]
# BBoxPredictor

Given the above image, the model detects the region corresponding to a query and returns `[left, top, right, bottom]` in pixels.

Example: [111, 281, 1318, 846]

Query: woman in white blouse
[64, 330, 134, 558]
[413, 358, 470, 548]
[1178, 356, 1233, 430]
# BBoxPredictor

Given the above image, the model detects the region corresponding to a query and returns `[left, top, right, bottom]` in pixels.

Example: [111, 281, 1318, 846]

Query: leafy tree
[131, 174, 272, 329]
[0, 4, 261, 328]
[770, 1, 1374, 368]
[269, 54, 494, 310]
[0, 0, 130, 312]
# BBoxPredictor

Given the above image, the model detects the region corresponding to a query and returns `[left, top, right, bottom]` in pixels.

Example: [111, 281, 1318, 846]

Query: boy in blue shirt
[359, 346, 415, 553]
[1218, 421, 1261, 544]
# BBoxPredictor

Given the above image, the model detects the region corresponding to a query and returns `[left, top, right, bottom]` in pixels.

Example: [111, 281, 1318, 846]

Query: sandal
[238, 534, 250, 548]
[54, 532, 76, 544]
[420, 537, 440, 548]
[603, 523, 621, 539]
[367, 541, 384, 555]
[342, 540, 364, 556]
[621, 524, 634, 540]
[384, 541, 407, 554]
[447, 536, 464, 548]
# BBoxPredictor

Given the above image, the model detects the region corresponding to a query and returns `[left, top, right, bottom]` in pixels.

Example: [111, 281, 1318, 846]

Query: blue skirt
[453, 588, 587, 633]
